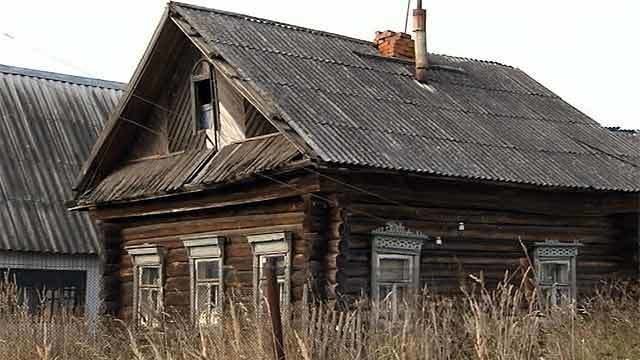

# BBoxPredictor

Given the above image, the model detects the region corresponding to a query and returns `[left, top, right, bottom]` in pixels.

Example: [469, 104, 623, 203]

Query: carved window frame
[247, 232, 292, 309]
[371, 223, 428, 310]
[182, 235, 225, 324]
[533, 241, 581, 307]
[125, 244, 165, 327]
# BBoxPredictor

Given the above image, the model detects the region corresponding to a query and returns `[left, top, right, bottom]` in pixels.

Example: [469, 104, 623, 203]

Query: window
[371, 223, 428, 320]
[533, 241, 580, 307]
[125, 245, 165, 327]
[137, 265, 162, 325]
[183, 236, 224, 325]
[191, 61, 219, 137]
[377, 255, 414, 302]
[258, 254, 288, 305]
[247, 233, 292, 309]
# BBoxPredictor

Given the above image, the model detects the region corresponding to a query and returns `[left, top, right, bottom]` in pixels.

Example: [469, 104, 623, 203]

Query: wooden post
[264, 257, 286, 360]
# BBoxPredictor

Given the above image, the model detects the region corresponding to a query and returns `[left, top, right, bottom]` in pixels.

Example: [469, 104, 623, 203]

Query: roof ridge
[0, 63, 126, 90]
[169, 1, 373, 46]
[432, 53, 513, 69]
[170, 2, 517, 69]
[608, 126, 639, 134]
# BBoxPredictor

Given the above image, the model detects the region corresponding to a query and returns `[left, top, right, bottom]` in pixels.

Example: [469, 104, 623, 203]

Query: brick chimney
[374, 31, 415, 60]
[375, 1, 429, 82]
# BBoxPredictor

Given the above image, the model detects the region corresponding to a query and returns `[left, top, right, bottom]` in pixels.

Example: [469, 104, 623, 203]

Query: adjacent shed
[0, 64, 123, 319]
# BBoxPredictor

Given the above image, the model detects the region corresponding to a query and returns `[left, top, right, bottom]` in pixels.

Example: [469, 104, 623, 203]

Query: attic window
[191, 61, 219, 137]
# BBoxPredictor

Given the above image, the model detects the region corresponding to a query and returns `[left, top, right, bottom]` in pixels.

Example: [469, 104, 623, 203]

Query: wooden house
[0, 64, 123, 320]
[69, 2, 640, 324]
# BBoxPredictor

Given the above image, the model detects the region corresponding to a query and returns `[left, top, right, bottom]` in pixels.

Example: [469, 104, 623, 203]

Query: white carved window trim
[125, 244, 165, 327]
[247, 232, 292, 308]
[371, 222, 428, 318]
[182, 235, 225, 325]
[533, 241, 580, 307]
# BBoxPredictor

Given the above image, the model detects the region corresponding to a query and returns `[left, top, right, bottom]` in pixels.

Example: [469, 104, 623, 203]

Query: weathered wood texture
[96, 221, 123, 315]
[321, 172, 638, 299]
[126, 30, 206, 158]
[94, 169, 638, 320]
[124, 42, 277, 162]
[302, 194, 330, 301]
[107, 196, 308, 321]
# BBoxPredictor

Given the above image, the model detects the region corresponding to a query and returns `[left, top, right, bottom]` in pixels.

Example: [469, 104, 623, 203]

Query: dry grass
[1, 274, 640, 359]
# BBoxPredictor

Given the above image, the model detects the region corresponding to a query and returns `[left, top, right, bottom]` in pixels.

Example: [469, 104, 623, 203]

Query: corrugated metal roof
[609, 128, 640, 155]
[0, 64, 123, 254]
[78, 134, 303, 204]
[170, 2, 640, 192]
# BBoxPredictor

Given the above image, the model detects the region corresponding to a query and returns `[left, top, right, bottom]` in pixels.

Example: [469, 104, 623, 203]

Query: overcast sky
[1, 0, 638, 129]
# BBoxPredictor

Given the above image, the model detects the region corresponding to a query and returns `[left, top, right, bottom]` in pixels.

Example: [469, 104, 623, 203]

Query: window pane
[260, 255, 286, 278]
[141, 267, 160, 286]
[196, 284, 209, 314]
[541, 286, 571, 306]
[379, 285, 394, 301]
[379, 258, 410, 282]
[196, 260, 220, 281]
[139, 289, 159, 312]
[210, 284, 220, 307]
[541, 263, 569, 285]
[258, 255, 288, 306]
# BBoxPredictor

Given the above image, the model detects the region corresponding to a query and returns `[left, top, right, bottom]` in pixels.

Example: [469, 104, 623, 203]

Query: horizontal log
[122, 212, 305, 241]
[165, 276, 190, 292]
[166, 262, 189, 277]
[95, 174, 318, 221]
[165, 291, 189, 307]
[349, 203, 613, 229]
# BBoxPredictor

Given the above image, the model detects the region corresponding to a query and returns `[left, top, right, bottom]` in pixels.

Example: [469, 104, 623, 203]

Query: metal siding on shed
[169, 3, 640, 192]
[0, 65, 123, 254]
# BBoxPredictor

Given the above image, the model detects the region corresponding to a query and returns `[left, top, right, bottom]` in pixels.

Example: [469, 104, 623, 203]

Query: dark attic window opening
[195, 78, 213, 130]
[193, 75, 215, 131]
[191, 60, 220, 150]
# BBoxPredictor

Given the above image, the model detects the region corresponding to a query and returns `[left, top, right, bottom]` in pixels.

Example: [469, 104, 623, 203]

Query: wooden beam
[92, 174, 320, 221]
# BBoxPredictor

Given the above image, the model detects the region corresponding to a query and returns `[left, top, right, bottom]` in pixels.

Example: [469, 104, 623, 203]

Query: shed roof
[0, 64, 123, 254]
[78, 134, 303, 205]
[167, 2, 640, 192]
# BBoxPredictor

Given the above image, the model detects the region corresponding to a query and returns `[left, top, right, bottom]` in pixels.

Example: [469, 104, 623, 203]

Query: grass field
[1, 272, 639, 359]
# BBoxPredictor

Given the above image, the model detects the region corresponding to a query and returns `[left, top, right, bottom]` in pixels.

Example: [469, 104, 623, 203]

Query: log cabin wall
[321, 171, 638, 300]
[99, 195, 313, 321]
[94, 169, 637, 319]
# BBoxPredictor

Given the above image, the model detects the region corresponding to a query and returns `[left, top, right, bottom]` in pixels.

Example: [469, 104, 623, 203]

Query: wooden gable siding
[125, 39, 277, 160]
[321, 172, 638, 301]
[84, 17, 189, 182]
[126, 33, 207, 159]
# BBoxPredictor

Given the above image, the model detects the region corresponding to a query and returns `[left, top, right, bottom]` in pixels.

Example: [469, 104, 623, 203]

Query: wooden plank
[93, 174, 319, 220]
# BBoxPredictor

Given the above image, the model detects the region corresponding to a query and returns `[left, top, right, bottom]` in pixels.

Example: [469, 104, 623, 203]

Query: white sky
[1, 0, 638, 129]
